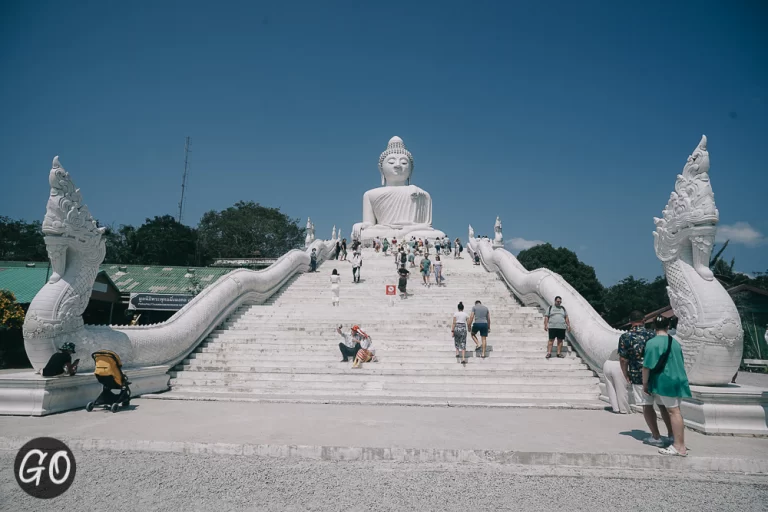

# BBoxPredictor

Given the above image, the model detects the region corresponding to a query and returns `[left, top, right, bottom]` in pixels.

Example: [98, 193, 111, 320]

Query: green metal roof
[0, 267, 51, 303]
[0, 262, 234, 302]
[0, 261, 49, 268]
[99, 264, 232, 295]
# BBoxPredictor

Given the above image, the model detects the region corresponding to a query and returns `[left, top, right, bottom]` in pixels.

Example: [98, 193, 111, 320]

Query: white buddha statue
[351, 136, 445, 243]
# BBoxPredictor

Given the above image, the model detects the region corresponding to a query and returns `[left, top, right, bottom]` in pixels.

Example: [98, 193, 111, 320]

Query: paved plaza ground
[1, 398, 767, 510]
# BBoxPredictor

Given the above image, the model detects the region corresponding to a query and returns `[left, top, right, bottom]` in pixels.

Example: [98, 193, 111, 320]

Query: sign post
[385, 285, 396, 306]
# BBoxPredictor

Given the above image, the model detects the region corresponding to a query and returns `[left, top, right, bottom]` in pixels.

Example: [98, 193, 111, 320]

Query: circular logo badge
[14, 437, 76, 499]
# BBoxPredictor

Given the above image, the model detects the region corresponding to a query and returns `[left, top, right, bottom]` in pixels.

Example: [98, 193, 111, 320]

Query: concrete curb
[140, 394, 607, 410]
[1, 437, 765, 474]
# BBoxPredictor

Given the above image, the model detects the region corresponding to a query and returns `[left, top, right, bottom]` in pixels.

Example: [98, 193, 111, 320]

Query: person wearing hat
[337, 325, 367, 362]
[42, 342, 79, 377]
[351, 326, 376, 369]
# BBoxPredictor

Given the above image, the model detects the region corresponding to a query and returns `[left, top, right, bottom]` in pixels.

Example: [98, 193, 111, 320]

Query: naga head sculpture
[653, 136, 719, 280]
[41, 157, 106, 283]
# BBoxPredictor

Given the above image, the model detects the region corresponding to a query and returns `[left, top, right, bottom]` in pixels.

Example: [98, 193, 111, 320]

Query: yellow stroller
[85, 350, 132, 413]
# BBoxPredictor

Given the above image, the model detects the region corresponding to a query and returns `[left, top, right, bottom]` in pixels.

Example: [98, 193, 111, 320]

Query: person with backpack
[399, 248, 407, 269]
[643, 315, 692, 456]
[544, 296, 571, 358]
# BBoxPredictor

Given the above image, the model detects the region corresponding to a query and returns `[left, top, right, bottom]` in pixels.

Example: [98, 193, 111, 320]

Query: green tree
[517, 243, 605, 312]
[198, 201, 304, 260]
[0, 216, 47, 261]
[602, 276, 669, 326]
[132, 215, 198, 266]
[103, 224, 138, 264]
[0, 290, 28, 368]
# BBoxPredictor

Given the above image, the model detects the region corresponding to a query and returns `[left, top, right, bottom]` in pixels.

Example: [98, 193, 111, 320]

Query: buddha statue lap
[351, 136, 445, 244]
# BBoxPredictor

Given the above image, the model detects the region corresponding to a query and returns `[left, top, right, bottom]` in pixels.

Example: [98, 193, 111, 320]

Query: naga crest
[653, 136, 718, 280]
[43, 156, 106, 246]
[41, 157, 106, 284]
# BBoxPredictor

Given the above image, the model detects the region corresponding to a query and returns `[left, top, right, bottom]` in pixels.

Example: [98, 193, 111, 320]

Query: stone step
[142, 391, 605, 409]
[197, 344, 567, 354]
[209, 334, 547, 342]
[173, 365, 595, 377]
[233, 308, 534, 316]
[167, 380, 599, 396]
[201, 340, 563, 349]
[185, 354, 584, 366]
[159, 246, 600, 408]
[169, 371, 597, 385]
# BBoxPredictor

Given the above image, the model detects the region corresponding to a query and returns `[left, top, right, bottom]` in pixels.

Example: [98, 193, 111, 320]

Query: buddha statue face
[378, 136, 414, 186]
[381, 154, 412, 186]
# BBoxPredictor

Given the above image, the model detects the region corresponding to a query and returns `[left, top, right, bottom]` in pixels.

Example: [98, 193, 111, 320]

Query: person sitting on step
[351, 327, 377, 368]
[41, 342, 79, 377]
[337, 325, 366, 362]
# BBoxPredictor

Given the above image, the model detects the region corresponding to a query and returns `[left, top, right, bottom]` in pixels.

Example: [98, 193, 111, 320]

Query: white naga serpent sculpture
[23, 157, 335, 373]
[468, 136, 742, 387]
[653, 135, 742, 385]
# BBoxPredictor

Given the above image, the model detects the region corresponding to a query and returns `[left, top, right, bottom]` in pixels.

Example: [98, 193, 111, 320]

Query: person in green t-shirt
[642, 315, 691, 457]
[420, 255, 432, 286]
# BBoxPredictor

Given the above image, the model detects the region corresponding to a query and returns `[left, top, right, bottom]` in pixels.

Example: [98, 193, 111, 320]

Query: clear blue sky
[1, 0, 766, 285]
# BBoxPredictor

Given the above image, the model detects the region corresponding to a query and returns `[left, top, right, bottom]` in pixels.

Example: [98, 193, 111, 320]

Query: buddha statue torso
[351, 136, 444, 243]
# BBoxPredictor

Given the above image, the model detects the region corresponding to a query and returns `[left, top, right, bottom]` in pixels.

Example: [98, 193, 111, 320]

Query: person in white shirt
[451, 302, 470, 364]
[330, 269, 341, 306]
[337, 324, 366, 362]
[351, 251, 363, 283]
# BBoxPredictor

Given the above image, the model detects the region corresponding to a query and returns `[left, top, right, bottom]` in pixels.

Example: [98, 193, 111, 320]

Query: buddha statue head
[378, 136, 414, 186]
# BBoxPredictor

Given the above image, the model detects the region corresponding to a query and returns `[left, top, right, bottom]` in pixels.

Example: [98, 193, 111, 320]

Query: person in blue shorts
[468, 300, 491, 357]
[420, 254, 431, 286]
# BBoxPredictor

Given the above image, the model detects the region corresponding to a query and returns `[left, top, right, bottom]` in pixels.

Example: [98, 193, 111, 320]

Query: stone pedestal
[681, 385, 768, 436]
[0, 366, 170, 416]
[599, 380, 767, 436]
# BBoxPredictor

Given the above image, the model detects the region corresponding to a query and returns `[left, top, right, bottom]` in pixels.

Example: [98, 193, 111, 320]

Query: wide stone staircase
[148, 248, 602, 408]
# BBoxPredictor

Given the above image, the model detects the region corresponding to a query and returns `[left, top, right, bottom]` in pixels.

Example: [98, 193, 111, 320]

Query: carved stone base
[0, 366, 170, 416]
[680, 385, 768, 436]
[599, 381, 767, 436]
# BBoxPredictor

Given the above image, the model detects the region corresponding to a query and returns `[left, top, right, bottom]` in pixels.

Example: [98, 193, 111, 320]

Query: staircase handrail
[467, 236, 622, 374]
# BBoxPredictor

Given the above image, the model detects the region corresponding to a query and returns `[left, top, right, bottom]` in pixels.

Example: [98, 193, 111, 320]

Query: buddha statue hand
[352, 222, 372, 240]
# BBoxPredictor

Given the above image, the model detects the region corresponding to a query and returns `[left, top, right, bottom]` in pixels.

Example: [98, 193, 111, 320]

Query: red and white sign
[385, 285, 396, 296]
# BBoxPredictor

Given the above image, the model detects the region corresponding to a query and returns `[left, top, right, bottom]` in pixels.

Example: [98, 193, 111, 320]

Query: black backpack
[547, 305, 568, 317]
[400, 252, 407, 263]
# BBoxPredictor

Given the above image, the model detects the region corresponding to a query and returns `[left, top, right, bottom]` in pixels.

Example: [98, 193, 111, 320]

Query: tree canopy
[198, 201, 304, 259]
[602, 276, 669, 326]
[0, 216, 47, 261]
[133, 215, 198, 266]
[517, 243, 605, 313]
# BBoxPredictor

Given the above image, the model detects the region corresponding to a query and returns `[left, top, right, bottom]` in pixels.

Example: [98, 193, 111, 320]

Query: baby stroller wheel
[85, 402, 94, 412]
[110, 403, 120, 413]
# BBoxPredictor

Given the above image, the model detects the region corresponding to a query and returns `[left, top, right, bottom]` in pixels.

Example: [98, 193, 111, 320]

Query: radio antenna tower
[178, 136, 191, 224]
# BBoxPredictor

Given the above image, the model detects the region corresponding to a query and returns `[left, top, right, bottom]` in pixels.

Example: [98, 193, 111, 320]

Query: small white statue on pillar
[305, 217, 315, 247]
[493, 216, 503, 248]
[332, 225, 337, 241]
[468, 225, 475, 240]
